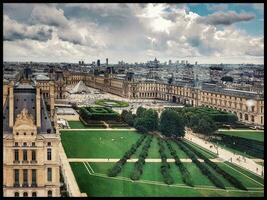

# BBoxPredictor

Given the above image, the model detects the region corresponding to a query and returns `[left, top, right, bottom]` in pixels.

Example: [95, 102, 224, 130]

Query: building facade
[64, 72, 264, 127]
[3, 80, 60, 197]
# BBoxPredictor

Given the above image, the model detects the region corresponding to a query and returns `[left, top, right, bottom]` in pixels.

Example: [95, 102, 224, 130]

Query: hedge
[212, 134, 263, 159]
[165, 140, 194, 187]
[158, 138, 174, 185]
[176, 140, 225, 189]
[182, 141, 247, 190]
[107, 135, 147, 177]
[130, 136, 153, 180]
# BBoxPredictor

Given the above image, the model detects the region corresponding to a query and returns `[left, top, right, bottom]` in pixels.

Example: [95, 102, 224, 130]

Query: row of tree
[165, 140, 194, 187]
[176, 141, 226, 189]
[158, 138, 174, 185]
[130, 136, 153, 180]
[182, 142, 247, 190]
[107, 135, 147, 177]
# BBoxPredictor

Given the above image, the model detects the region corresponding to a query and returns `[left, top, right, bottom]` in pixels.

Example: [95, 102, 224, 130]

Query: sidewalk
[185, 132, 264, 177]
[59, 128, 136, 131]
[68, 158, 223, 163]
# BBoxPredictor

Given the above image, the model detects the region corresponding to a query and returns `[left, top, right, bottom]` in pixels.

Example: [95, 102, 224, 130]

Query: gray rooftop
[3, 84, 54, 134]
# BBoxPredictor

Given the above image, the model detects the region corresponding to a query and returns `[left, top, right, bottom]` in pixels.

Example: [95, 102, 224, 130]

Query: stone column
[9, 81, 14, 128]
[36, 85, 41, 128]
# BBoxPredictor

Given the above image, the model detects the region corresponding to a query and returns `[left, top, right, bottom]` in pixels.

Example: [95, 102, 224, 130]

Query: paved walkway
[185, 132, 264, 177]
[68, 158, 223, 163]
[59, 128, 136, 131]
[218, 129, 263, 132]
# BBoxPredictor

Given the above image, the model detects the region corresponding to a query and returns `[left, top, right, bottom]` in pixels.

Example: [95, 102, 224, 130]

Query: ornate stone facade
[3, 80, 60, 197]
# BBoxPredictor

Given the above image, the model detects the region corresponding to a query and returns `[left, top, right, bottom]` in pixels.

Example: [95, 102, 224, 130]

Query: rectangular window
[32, 169, 37, 186]
[14, 150, 19, 161]
[47, 148, 52, 160]
[32, 150, 36, 161]
[47, 168, 52, 182]
[23, 150, 27, 161]
[14, 169, 19, 186]
[23, 169, 28, 186]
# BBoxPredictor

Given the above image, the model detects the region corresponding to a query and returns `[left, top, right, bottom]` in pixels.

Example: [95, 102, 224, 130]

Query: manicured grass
[61, 130, 142, 158]
[95, 99, 129, 107]
[68, 121, 88, 129]
[218, 131, 264, 142]
[70, 162, 264, 197]
[217, 162, 264, 188]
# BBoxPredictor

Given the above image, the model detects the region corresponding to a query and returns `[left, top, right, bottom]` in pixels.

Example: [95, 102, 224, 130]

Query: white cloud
[3, 3, 264, 64]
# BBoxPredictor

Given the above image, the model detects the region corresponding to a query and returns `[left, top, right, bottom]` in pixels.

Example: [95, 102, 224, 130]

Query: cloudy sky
[3, 3, 264, 64]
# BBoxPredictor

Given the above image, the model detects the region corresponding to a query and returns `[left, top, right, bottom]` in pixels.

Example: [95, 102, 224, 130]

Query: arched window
[239, 113, 242, 119]
[14, 192, 19, 197]
[245, 114, 249, 121]
[23, 192, 28, 197]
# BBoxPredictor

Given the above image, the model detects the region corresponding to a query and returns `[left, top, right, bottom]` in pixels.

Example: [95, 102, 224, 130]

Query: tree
[159, 110, 185, 137]
[136, 107, 146, 118]
[125, 111, 135, 126]
[134, 118, 148, 133]
[195, 115, 217, 135]
[143, 109, 159, 131]
[221, 76, 233, 82]
[120, 110, 128, 122]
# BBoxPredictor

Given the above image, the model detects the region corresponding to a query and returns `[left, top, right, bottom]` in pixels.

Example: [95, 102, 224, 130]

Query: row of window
[14, 168, 52, 186]
[14, 190, 52, 197]
[14, 148, 52, 162]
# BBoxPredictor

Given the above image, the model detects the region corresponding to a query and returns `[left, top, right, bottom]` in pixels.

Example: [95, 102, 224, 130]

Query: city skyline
[4, 3, 264, 64]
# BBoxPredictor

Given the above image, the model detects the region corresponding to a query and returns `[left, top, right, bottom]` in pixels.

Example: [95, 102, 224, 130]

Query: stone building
[64, 71, 264, 127]
[3, 80, 60, 197]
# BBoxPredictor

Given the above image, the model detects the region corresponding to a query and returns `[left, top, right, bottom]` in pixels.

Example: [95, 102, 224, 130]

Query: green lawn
[70, 162, 264, 197]
[68, 121, 88, 129]
[61, 130, 142, 158]
[218, 131, 264, 142]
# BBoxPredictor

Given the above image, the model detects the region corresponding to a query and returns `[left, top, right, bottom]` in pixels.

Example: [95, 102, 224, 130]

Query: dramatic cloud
[3, 3, 264, 64]
[198, 11, 255, 25]
[29, 4, 69, 27]
[4, 15, 53, 41]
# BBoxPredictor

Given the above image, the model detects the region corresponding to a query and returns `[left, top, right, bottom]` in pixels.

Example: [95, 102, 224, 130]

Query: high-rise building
[195, 61, 197, 65]
[3, 80, 60, 197]
[97, 60, 100, 67]
[106, 58, 108, 66]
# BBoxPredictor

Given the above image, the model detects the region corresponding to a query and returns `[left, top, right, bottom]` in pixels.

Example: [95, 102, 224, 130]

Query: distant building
[210, 66, 224, 83]
[106, 58, 108, 66]
[97, 60, 100, 67]
[195, 61, 197, 65]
